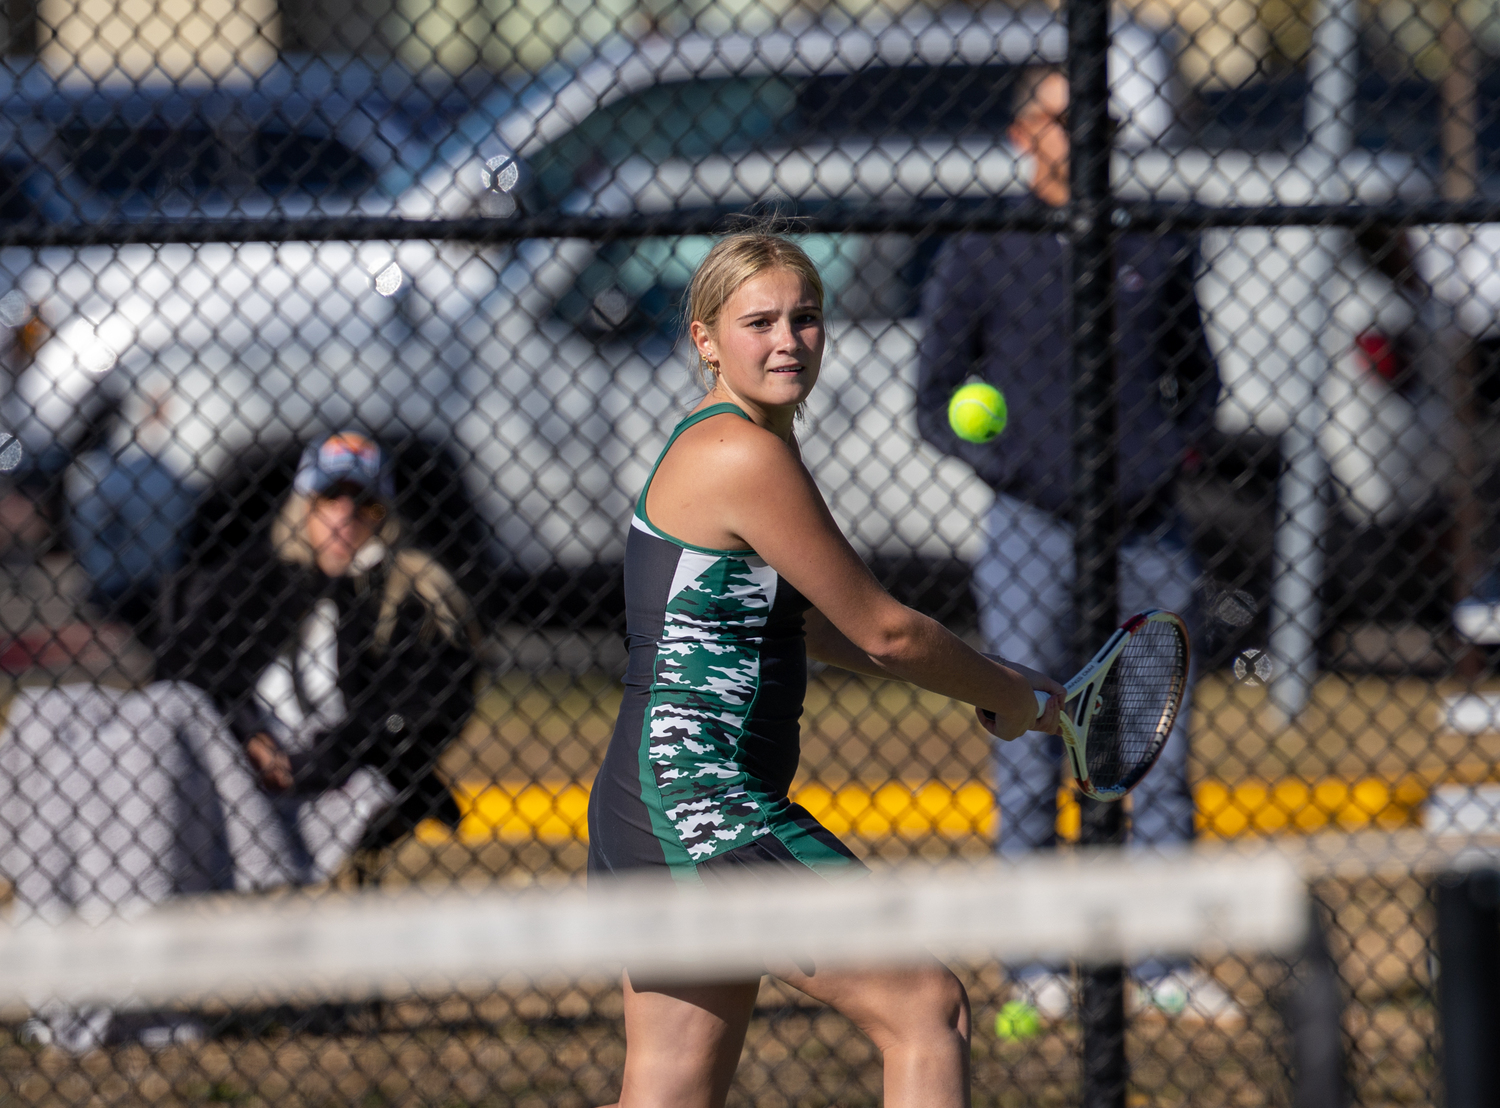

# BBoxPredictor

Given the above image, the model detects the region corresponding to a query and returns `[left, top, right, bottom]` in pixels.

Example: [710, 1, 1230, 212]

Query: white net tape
[1, 847, 1307, 1009]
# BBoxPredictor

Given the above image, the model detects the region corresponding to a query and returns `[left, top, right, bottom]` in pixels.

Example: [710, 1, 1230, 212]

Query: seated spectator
[155, 431, 478, 876]
[0, 431, 478, 1050]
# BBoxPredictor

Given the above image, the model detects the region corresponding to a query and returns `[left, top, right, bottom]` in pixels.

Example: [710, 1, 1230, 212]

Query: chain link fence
[2, 0, 1499, 1102]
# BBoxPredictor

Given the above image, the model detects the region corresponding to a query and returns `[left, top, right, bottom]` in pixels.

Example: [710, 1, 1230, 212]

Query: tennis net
[2, 847, 1304, 1008]
[4, 835, 1496, 1107]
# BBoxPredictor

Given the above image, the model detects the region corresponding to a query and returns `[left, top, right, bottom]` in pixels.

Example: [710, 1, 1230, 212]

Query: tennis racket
[982, 609, 1190, 802]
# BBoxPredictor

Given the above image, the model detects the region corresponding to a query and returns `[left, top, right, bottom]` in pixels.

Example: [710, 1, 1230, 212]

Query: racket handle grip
[980, 693, 1052, 729]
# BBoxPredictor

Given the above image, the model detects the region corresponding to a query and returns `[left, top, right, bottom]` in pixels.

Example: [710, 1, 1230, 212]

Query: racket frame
[1029, 608, 1191, 802]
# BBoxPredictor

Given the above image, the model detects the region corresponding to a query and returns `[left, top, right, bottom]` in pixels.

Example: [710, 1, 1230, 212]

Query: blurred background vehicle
[401, 5, 1462, 671]
[1182, 13, 1500, 664]
[2, 2, 1494, 663]
[0, 57, 513, 615]
[412, 7, 1181, 590]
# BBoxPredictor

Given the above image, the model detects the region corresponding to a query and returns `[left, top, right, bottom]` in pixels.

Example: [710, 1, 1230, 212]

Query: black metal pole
[1285, 900, 1348, 1108]
[1067, 0, 1125, 1105]
[1435, 869, 1500, 1108]
[1078, 813, 1126, 1108]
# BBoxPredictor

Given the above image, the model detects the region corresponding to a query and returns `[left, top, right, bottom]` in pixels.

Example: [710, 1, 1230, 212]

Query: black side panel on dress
[587, 524, 680, 877]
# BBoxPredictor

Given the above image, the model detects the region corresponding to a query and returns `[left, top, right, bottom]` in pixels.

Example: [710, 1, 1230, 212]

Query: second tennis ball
[948, 382, 1008, 443]
[994, 1000, 1042, 1041]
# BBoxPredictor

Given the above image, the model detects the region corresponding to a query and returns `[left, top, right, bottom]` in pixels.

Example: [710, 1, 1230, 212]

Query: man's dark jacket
[916, 230, 1219, 523]
[155, 548, 475, 836]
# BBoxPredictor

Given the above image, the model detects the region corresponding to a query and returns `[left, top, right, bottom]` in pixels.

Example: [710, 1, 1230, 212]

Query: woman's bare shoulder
[670, 410, 798, 472]
[647, 410, 812, 548]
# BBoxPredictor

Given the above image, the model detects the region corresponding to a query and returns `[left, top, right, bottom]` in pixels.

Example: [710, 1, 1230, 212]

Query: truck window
[552, 228, 929, 340]
[527, 66, 1024, 210]
[251, 129, 376, 197]
[0, 164, 40, 223]
[57, 120, 375, 205]
[58, 123, 226, 203]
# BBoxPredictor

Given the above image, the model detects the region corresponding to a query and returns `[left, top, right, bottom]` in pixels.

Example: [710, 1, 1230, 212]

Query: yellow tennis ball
[994, 1000, 1042, 1041]
[948, 382, 1008, 444]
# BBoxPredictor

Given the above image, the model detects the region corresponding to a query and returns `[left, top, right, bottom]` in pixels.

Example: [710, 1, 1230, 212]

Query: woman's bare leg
[606, 971, 761, 1108]
[775, 959, 971, 1108]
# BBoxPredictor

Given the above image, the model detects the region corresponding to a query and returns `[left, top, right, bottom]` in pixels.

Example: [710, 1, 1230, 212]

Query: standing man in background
[916, 69, 1233, 1024]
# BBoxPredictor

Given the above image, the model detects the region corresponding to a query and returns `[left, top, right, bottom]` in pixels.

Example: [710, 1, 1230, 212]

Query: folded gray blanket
[0, 680, 302, 923]
[0, 679, 407, 1051]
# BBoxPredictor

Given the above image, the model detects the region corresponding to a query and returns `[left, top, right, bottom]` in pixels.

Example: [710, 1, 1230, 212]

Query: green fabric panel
[633, 402, 756, 556]
[642, 552, 777, 870]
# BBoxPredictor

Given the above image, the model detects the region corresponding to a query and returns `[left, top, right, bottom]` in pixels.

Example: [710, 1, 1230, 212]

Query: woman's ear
[689, 319, 716, 366]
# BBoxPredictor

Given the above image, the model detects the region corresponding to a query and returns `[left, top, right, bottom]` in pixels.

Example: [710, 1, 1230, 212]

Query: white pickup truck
[408, 9, 1456, 580]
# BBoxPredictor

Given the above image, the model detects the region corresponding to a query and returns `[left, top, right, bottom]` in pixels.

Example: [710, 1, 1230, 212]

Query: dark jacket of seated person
[155, 433, 477, 850]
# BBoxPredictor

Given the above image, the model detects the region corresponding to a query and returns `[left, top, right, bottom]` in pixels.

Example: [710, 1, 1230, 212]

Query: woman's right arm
[705, 425, 1062, 739]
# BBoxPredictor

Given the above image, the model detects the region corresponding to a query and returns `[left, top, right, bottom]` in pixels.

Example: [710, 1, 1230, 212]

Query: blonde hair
[273, 492, 475, 651]
[683, 229, 825, 388]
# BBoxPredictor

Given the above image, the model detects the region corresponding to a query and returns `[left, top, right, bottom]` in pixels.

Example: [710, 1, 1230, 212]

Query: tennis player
[587, 229, 1064, 1108]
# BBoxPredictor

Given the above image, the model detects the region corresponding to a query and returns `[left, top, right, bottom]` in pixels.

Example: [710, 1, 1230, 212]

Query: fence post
[1266, 0, 1354, 719]
[1435, 869, 1500, 1108]
[1286, 899, 1348, 1108]
[1067, 0, 1126, 1103]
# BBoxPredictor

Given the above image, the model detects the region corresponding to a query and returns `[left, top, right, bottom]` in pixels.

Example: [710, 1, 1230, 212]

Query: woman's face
[306, 488, 383, 576]
[692, 268, 824, 420]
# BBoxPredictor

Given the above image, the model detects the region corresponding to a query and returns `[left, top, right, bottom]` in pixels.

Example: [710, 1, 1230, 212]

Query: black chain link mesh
[1, 0, 1498, 1101]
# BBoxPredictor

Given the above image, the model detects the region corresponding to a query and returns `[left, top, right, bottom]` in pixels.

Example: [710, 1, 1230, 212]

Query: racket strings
[1084, 621, 1188, 791]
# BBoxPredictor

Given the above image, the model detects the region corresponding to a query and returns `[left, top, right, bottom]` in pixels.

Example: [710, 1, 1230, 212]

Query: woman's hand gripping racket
[981, 609, 1191, 802]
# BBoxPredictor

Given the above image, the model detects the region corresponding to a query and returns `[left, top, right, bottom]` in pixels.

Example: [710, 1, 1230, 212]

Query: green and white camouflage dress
[587, 403, 866, 884]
